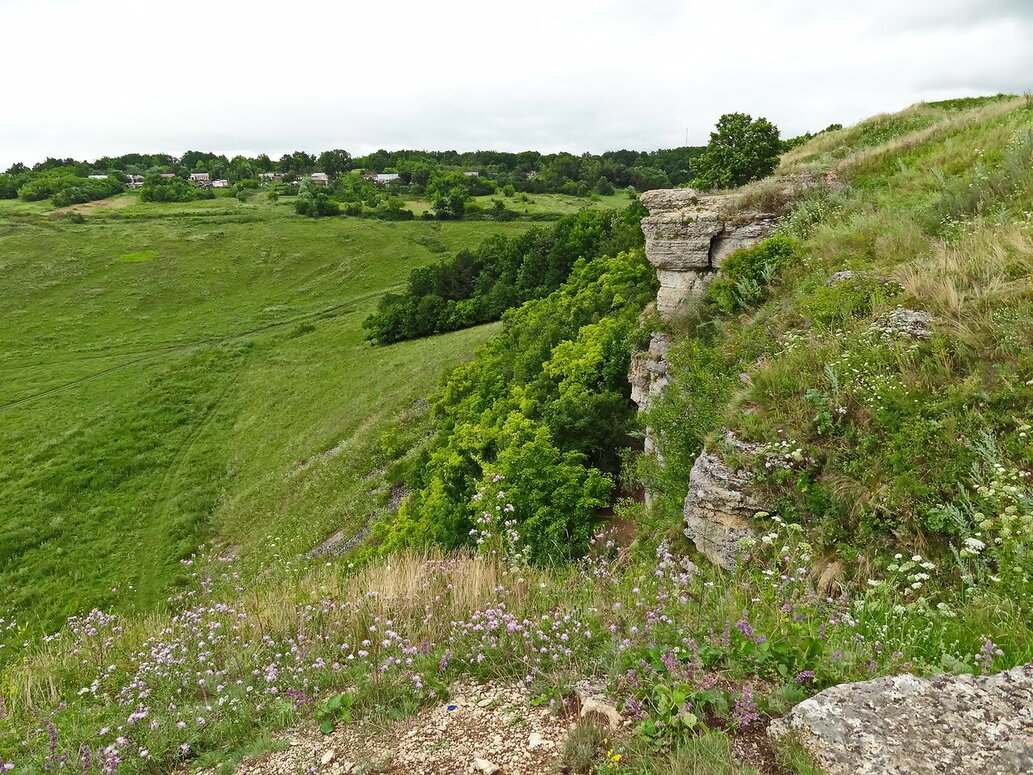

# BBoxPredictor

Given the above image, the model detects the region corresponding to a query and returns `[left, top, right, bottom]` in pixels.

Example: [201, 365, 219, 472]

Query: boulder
[768, 664, 1033, 775]
[683, 434, 765, 569]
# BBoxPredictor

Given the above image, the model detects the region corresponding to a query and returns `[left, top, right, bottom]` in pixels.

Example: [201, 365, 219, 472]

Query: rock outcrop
[628, 333, 672, 481]
[768, 663, 1033, 775]
[639, 188, 778, 320]
[871, 306, 935, 340]
[628, 333, 672, 414]
[682, 433, 764, 569]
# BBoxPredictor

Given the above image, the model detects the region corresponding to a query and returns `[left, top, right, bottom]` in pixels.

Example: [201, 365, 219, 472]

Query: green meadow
[0, 194, 549, 632]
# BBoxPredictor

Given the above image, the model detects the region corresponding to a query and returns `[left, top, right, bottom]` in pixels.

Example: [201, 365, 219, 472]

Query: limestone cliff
[638, 188, 777, 320]
[630, 186, 780, 564]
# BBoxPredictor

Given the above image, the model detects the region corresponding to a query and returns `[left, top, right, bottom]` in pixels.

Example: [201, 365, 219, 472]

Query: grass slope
[0, 195, 525, 632]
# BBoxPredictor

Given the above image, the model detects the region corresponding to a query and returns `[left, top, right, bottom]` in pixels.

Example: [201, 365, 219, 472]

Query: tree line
[0, 112, 835, 211]
[361, 204, 647, 343]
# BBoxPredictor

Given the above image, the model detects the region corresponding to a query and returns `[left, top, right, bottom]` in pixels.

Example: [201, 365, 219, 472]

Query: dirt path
[185, 683, 571, 775]
[51, 193, 137, 215]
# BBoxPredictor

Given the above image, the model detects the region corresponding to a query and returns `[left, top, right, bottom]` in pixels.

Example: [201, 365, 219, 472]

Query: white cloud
[1, 0, 1030, 168]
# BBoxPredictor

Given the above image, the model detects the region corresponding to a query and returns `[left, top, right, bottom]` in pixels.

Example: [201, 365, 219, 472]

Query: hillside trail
[184, 682, 572, 775]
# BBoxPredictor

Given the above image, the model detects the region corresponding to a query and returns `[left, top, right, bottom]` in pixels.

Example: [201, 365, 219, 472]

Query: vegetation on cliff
[376, 247, 657, 561]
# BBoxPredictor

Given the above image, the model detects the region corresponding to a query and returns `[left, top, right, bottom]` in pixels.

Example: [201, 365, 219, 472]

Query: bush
[49, 177, 124, 207]
[0, 175, 18, 199]
[139, 175, 214, 203]
[705, 234, 797, 314]
[295, 187, 340, 218]
[18, 172, 124, 205]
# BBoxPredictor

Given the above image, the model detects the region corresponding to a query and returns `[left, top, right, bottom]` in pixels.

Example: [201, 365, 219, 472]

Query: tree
[139, 174, 212, 203]
[317, 149, 352, 178]
[432, 187, 467, 220]
[294, 185, 340, 218]
[0, 175, 18, 199]
[692, 113, 782, 190]
[625, 166, 670, 192]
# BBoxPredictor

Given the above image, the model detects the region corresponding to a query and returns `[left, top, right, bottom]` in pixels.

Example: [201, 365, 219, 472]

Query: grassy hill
[0, 193, 540, 631]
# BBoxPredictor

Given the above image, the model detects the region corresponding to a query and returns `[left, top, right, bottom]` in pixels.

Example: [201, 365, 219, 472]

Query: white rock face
[639, 188, 777, 319]
[682, 434, 765, 569]
[768, 663, 1033, 775]
[628, 333, 672, 415]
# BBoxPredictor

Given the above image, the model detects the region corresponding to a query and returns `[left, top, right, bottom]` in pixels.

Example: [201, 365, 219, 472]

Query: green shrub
[797, 275, 901, 329]
[706, 234, 797, 314]
[139, 175, 214, 203]
[295, 186, 340, 218]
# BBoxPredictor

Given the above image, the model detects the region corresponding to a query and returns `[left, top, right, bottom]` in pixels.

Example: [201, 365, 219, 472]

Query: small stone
[320, 750, 335, 765]
[826, 270, 861, 286]
[575, 681, 622, 730]
[477, 697, 493, 708]
[527, 732, 545, 750]
[472, 757, 500, 774]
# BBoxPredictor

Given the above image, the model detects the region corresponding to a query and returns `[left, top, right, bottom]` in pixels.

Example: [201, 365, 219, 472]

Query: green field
[0, 194, 540, 631]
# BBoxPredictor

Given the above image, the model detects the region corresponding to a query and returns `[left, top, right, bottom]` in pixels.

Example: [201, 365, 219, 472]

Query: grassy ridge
[0, 195, 528, 632]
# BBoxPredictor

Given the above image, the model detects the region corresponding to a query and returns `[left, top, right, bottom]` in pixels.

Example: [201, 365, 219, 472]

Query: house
[88, 174, 110, 180]
[126, 174, 145, 189]
[259, 172, 283, 184]
[159, 172, 177, 179]
[212, 179, 230, 188]
[189, 172, 211, 187]
[371, 173, 400, 186]
[464, 171, 480, 177]
[310, 172, 330, 185]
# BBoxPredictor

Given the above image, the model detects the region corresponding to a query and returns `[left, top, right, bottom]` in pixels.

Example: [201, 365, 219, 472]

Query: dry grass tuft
[896, 221, 1033, 338]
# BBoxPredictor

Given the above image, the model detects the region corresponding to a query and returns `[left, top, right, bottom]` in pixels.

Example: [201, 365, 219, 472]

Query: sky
[1, 0, 1031, 169]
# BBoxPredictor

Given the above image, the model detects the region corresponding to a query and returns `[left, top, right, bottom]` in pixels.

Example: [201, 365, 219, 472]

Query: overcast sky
[1, 0, 1031, 169]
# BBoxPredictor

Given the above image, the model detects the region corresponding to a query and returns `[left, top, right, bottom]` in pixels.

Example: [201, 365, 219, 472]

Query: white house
[212, 179, 230, 188]
[372, 173, 400, 185]
[189, 172, 211, 187]
[310, 172, 330, 185]
[126, 174, 145, 189]
[88, 174, 110, 180]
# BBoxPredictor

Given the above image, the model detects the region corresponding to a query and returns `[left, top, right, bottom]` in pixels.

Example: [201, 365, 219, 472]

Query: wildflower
[732, 685, 760, 728]
[962, 537, 985, 555]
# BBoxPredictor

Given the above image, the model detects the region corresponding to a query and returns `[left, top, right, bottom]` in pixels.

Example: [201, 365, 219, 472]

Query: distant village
[118, 169, 480, 190]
